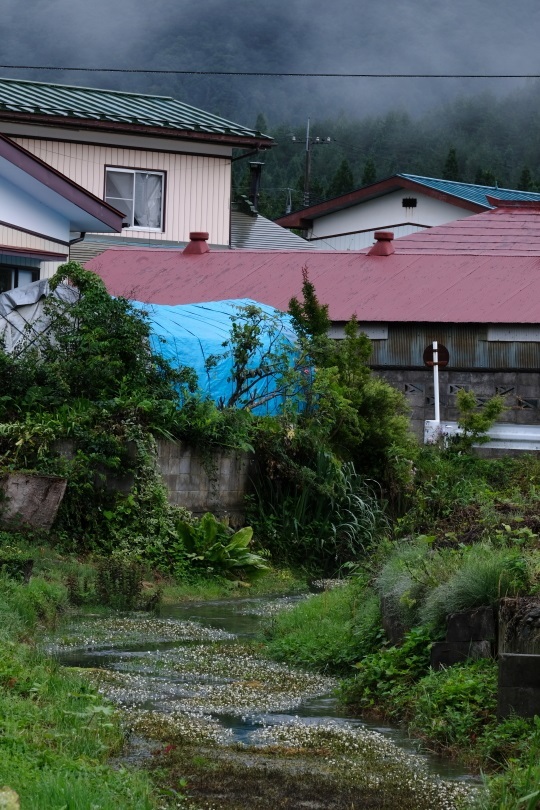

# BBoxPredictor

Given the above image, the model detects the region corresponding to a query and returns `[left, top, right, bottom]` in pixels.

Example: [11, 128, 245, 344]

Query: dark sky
[1, 0, 539, 124]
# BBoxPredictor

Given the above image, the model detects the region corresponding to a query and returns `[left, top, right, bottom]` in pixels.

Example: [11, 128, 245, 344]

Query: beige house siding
[0, 224, 68, 258]
[13, 138, 231, 245]
[40, 260, 65, 278]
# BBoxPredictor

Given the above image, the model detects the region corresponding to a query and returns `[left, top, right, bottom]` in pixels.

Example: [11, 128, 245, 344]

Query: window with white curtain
[105, 168, 164, 230]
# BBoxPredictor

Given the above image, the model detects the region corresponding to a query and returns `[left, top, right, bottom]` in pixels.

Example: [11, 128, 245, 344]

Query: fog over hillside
[1, 0, 539, 125]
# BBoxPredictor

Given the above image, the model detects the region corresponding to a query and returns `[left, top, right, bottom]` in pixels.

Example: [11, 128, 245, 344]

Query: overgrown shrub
[403, 659, 498, 754]
[420, 544, 530, 630]
[339, 626, 433, 716]
[375, 535, 459, 631]
[452, 388, 506, 451]
[248, 447, 389, 574]
[95, 556, 145, 610]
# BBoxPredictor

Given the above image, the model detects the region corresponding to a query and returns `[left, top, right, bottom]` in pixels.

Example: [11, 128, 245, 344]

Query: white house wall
[312, 224, 426, 251]
[39, 260, 64, 278]
[308, 190, 475, 249]
[0, 174, 68, 242]
[13, 138, 232, 245]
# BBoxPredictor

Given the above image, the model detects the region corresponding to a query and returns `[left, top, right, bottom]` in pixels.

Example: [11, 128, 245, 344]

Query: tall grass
[249, 451, 389, 573]
[420, 544, 530, 630]
[264, 580, 381, 674]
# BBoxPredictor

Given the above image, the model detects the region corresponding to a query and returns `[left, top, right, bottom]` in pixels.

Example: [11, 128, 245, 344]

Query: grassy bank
[262, 451, 540, 809]
[0, 569, 162, 810]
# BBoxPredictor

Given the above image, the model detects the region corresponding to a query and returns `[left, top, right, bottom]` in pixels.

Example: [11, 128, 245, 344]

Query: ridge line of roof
[0, 76, 273, 140]
[0, 76, 179, 103]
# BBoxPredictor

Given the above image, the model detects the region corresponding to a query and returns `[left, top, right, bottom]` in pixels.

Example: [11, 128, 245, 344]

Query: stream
[47, 595, 480, 809]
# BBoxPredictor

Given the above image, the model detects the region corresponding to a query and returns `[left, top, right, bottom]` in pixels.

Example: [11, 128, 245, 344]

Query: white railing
[424, 420, 540, 451]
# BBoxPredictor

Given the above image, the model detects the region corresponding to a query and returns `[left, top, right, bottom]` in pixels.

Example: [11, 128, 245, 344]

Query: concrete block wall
[376, 368, 540, 441]
[155, 439, 252, 525]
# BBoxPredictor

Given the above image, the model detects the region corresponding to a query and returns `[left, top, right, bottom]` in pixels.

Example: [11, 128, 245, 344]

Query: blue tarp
[130, 299, 299, 415]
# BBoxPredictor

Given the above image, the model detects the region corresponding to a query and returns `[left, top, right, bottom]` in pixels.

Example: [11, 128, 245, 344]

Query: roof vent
[183, 231, 210, 254]
[368, 231, 395, 256]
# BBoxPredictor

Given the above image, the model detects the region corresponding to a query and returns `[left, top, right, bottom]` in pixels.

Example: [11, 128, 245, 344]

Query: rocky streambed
[46, 596, 480, 809]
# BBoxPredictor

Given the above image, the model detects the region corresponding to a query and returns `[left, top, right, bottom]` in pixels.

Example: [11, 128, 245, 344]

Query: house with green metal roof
[0, 77, 277, 286]
[276, 173, 540, 250]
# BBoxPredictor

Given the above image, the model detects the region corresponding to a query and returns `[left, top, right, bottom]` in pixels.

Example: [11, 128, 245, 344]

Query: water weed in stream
[47, 599, 480, 809]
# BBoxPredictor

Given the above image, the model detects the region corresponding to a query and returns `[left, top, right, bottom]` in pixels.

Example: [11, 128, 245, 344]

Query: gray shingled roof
[231, 211, 313, 250]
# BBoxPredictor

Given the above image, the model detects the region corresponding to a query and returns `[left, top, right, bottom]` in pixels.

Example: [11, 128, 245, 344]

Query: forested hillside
[3, 0, 540, 222]
[234, 82, 540, 220]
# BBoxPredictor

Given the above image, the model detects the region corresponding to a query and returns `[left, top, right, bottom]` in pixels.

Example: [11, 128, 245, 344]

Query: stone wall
[155, 439, 252, 526]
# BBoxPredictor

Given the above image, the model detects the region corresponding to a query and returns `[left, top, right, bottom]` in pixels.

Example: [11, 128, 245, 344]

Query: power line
[0, 65, 539, 79]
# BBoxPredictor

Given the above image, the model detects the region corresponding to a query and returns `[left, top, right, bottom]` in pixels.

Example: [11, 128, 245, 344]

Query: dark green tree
[326, 159, 354, 198]
[288, 269, 412, 478]
[474, 168, 497, 186]
[254, 112, 268, 134]
[518, 166, 533, 191]
[289, 267, 331, 339]
[442, 147, 461, 181]
[362, 158, 377, 186]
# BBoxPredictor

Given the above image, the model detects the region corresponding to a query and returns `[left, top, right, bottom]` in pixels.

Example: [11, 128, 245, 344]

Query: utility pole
[292, 119, 332, 208]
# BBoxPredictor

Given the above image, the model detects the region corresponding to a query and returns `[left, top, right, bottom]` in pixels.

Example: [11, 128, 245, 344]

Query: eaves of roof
[0, 244, 67, 260]
[0, 133, 124, 232]
[275, 175, 485, 228]
[0, 78, 274, 150]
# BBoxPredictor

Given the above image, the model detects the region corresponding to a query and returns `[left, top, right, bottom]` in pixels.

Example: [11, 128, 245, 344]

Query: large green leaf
[225, 527, 253, 550]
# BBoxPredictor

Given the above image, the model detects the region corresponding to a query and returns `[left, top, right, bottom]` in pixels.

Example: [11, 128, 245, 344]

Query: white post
[433, 340, 440, 424]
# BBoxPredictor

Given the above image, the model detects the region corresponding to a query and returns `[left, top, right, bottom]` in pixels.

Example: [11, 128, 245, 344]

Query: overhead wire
[0, 65, 539, 79]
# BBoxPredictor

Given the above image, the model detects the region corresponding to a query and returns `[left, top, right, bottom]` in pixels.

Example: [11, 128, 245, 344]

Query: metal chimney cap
[183, 231, 210, 254]
[368, 231, 395, 256]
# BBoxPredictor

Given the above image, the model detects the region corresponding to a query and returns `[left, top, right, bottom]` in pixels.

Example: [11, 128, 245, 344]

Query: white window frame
[105, 167, 165, 232]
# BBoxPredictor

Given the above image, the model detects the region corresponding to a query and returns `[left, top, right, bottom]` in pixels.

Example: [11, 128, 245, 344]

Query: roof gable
[276, 173, 540, 228]
[0, 77, 274, 148]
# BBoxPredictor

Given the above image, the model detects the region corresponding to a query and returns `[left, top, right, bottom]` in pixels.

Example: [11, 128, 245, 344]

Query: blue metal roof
[0, 77, 273, 144]
[400, 174, 540, 208]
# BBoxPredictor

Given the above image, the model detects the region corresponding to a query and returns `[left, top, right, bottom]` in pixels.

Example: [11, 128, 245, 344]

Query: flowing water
[47, 595, 480, 809]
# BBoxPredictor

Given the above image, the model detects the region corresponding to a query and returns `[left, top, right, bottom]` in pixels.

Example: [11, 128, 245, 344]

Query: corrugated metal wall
[13, 138, 231, 246]
[370, 324, 540, 370]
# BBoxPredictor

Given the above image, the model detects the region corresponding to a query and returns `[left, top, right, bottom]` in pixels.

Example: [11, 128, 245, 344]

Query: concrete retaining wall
[0, 473, 67, 530]
[155, 440, 252, 525]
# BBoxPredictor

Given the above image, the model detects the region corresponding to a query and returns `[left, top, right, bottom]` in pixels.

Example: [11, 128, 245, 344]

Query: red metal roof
[393, 203, 540, 256]
[87, 204, 540, 325]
